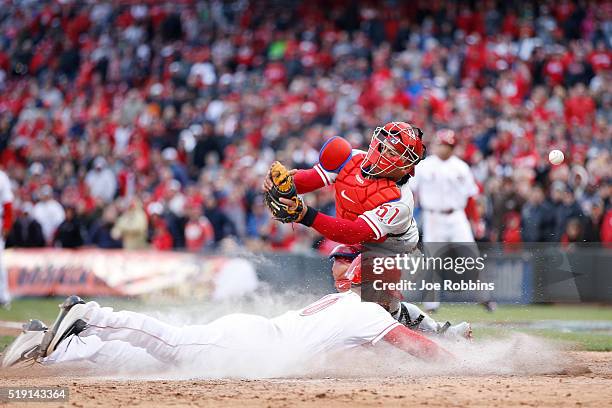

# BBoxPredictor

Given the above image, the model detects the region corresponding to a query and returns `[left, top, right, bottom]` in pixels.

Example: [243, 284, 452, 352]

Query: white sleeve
[0, 172, 13, 204]
[344, 301, 401, 345]
[314, 149, 366, 186]
[359, 202, 413, 240]
[462, 163, 479, 197]
[313, 163, 337, 186]
[408, 163, 423, 192]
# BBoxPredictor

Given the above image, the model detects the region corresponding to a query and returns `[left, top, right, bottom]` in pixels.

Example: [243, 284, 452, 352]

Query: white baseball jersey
[271, 291, 400, 352]
[0, 170, 13, 224]
[409, 155, 478, 211]
[315, 150, 420, 248]
[47, 291, 400, 376]
[409, 155, 478, 244]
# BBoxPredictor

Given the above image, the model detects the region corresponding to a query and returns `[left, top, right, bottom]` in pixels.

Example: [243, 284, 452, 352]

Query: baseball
[549, 149, 564, 165]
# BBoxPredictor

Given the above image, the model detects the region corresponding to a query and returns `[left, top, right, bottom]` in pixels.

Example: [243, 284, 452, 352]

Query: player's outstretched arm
[263, 136, 352, 194]
[293, 168, 328, 193]
[298, 208, 377, 244]
[381, 324, 454, 361]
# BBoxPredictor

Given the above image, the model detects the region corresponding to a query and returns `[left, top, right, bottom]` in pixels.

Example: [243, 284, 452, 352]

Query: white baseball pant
[422, 210, 475, 311]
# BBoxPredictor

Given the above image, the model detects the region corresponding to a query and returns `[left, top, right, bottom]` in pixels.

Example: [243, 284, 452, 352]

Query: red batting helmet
[344, 254, 362, 285]
[361, 121, 426, 177]
[328, 244, 363, 260]
[333, 254, 362, 292]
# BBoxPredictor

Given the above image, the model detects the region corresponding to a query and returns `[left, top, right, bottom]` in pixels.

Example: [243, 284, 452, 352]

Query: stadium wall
[4, 248, 610, 303]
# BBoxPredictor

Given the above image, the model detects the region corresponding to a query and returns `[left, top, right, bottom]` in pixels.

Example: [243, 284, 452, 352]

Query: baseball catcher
[263, 121, 426, 250]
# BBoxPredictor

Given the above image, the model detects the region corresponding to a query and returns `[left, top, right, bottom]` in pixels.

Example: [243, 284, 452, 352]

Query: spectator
[192, 123, 224, 170]
[553, 184, 585, 239]
[164, 180, 187, 248]
[491, 177, 523, 241]
[0, 0, 608, 250]
[602, 209, 612, 243]
[521, 185, 555, 242]
[54, 206, 84, 248]
[502, 212, 523, 243]
[6, 202, 45, 248]
[246, 199, 271, 239]
[204, 196, 237, 244]
[151, 216, 173, 251]
[184, 203, 214, 252]
[561, 217, 584, 244]
[85, 157, 117, 204]
[88, 205, 122, 249]
[162, 148, 189, 187]
[582, 200, 605, 242]
[111, 198, 148, 250]
[32, 186, 65, 245]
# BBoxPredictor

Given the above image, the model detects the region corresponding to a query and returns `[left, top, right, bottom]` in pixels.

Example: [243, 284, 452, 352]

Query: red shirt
[185, 217, 214, 252]
[544, 59, 565, 86]
[152, 225, 173, 251]
[588, 51, 611, 72]
[565, 95, 595, 124]
[602, 210, 612, 243]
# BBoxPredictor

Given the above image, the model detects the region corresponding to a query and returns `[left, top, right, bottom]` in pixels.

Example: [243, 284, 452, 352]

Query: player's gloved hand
[263, 161, 306, 223]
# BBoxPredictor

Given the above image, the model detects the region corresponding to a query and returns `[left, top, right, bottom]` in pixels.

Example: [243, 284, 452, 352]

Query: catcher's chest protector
[334, 156, 401, 220]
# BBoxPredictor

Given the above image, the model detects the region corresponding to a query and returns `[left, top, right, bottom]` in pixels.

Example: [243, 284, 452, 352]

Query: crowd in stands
[0, 0, 610, 253]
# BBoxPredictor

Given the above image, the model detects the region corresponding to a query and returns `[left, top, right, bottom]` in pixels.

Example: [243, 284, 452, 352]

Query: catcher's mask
[361, 121, 426, 178]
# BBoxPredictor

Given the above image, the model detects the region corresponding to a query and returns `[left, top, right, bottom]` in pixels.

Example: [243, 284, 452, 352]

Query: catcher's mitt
[264, 161, 304, 223]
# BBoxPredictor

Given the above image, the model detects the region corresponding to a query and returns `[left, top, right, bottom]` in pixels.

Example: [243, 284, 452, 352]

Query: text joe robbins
[373, 280, 495, 291]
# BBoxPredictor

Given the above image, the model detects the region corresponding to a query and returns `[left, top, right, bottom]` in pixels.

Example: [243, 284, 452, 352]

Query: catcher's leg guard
[396, 303, 472, 340]
[0, 319, 48, 368]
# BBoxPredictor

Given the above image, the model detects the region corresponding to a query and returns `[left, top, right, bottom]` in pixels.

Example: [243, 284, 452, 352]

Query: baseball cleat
[37, 295, 86, 356]
[1, 319, 48, 368]
[44, 302, 93, 356]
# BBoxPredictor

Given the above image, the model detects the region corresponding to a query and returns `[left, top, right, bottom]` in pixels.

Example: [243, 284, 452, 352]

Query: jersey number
[300, 295, 340, 316]
[375, 204, 400, 223]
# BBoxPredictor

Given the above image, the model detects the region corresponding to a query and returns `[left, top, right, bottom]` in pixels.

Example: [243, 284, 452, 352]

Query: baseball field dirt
[1, 351, 610, 407]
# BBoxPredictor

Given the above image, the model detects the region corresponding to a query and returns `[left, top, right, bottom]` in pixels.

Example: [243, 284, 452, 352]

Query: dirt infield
[0, 351, 610, 407]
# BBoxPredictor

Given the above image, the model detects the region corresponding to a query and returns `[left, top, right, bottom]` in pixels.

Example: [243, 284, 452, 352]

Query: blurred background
[0, 0, 610, 351]
[0, 0, 609, 254]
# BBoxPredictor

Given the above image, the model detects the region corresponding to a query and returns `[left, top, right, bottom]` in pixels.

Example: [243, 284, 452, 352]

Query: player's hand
[262, 168, 297, 192]
[263, 162, 304, 223]
[279, 197, 307, 222]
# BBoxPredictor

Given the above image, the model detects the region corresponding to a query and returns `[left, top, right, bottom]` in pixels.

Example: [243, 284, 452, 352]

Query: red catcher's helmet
[361, 122, 425, 177]
[435, 129, 456, 147]
[328, 244, 363, 260]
